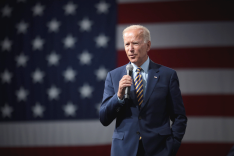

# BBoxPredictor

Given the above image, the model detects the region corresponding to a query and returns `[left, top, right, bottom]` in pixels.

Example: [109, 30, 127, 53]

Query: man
[99, 25, 187, 156]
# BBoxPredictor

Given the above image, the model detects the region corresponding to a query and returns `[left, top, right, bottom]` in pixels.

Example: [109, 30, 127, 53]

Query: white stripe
[183, 117, 234, 142]
[176, 69, 234, 94]
[117, 22, 234, 50]
[1, 117, 234, 147]
[0, 120, 115, 147]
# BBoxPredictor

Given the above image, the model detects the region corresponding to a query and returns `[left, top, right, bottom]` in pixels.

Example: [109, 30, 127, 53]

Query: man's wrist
[117, 95, 125, 104]
[117, 92, 124, 100]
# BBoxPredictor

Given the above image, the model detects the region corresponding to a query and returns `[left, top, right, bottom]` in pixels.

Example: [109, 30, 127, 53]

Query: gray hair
[123, 25, 151, 43]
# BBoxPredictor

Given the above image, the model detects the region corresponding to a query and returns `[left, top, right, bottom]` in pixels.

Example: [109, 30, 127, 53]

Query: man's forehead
[124, 28, 143, 36]
[124, 29, 144, 40]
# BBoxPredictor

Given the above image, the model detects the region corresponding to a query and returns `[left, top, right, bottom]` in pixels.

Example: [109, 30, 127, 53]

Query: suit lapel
[140, 60, 160, 109]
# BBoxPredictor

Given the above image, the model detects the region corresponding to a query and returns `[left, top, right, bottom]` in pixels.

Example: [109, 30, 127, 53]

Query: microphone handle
[125, 70, 132, 99]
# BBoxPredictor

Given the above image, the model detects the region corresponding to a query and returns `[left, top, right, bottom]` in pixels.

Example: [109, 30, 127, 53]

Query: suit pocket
[112, 131, 124, 140]
[151, 126, 172, 136]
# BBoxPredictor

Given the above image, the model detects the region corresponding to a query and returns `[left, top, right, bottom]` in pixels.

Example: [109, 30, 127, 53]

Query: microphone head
[126, 64, 133, 71]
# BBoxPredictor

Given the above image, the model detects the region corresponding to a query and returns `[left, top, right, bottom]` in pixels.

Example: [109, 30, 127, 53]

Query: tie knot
[137, 67, 142, 72]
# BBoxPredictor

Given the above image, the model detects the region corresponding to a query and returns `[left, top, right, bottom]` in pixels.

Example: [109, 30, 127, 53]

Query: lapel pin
[154, 76, 157, 78]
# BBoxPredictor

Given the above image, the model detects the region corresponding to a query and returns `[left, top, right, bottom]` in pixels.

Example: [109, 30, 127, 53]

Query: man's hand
[117, 75, 133, 100]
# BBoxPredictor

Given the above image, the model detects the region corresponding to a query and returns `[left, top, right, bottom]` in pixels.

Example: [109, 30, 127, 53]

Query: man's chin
[129, 59, 136, 63]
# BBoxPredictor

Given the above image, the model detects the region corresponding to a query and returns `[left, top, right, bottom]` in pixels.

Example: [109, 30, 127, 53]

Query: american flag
[0, 0, 234, 156]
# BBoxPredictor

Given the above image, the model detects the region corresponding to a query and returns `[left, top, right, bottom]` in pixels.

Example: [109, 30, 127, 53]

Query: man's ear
[147, 41, 151, 52]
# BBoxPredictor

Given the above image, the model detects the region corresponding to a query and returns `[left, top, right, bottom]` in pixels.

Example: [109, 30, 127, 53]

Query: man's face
[123, 29, 151, 67]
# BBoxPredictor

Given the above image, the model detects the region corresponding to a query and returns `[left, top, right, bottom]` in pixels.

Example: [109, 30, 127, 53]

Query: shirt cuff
[117, 96, 125, 104]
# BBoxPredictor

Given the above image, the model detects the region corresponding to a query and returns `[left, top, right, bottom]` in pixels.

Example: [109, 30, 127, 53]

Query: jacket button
[136, 131, 140, 135]
[138, 116, 142, 120]
[116, 108, 120, 112]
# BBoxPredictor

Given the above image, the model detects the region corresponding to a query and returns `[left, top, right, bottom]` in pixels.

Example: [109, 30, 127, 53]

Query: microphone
[125, 64, 133, 99]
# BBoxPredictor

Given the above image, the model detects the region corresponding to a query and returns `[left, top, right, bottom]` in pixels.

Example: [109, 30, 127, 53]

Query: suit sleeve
[168, 70, 187, 153]
[99, 72, 125, 126]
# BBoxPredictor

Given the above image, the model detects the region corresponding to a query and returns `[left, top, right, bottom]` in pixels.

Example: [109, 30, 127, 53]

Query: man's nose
[129, 44, 134, 51]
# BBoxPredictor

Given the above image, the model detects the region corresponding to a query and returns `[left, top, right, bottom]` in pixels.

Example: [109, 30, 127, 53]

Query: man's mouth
[129, 55, 135, 58]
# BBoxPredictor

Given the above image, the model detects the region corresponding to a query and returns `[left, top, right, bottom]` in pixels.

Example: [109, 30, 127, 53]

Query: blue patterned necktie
[135, 67, 143, 106]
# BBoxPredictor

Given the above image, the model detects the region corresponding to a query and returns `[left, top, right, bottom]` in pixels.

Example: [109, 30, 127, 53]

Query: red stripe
[0, 143, 233, 156]
[177, 143, 233, 156]
[0, 145, 111, 156]
[117, 47, 234, 68]
[118, 1, 234, 24]
[183, 95, 234, 117]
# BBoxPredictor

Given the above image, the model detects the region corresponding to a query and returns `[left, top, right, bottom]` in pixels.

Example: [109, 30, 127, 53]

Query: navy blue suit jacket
[227, 145, 234, 156]
[100, 60, 187, 156]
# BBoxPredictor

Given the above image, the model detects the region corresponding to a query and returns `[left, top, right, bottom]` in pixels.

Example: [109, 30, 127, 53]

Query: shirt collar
[131, 57, 149, 73]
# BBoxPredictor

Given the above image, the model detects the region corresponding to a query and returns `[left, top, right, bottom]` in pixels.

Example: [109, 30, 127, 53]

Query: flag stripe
[0, 143, 233, 156]
[118, 47, 234, 68]
[118, 1, 234, 24]
[0, 120, 115, 147]
[176, 69, 234, 94]
[118, 0, 179, 3]
[0, 117, 234, 147]
[177, 143, 234, 156]
[183, 95, 234, 117]
[183, 117, 234, 142]
[117, 22, 234, 50]
[0, 145, 111, 156]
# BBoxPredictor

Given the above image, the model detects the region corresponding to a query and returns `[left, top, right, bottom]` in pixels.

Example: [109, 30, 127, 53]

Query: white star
[16, 20, 29, 34]
[96, 102, 101, 115]
[79, 83, 94, 98]
[47, 18, 61, 32]
[32, 102, 45, 118]
[63, 102, 78, 117]
[78, 17, 93, 32]
[95, 1, 110, 14]
[63, 34, 76, 49]
[1, 37, 13, 51]
[78, 50, 93, 65]
[1, 5, 12, 17]
[94, 34, 109, 48]
[32, 36, 44, 51]
[32, 3, 45, 16]
[1, 69, 13, 84]
[63, 67, 77, 82]
[47, 85, 61, 100]
[31, 68, 45, 83]
[1, 104, 13, 118]
[16, 87, 29, 102]
[15, 53, 29, 67]
[95, 66, 108, 81]
[63, 1, 77, 15]
[46, 51, 60, 66]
